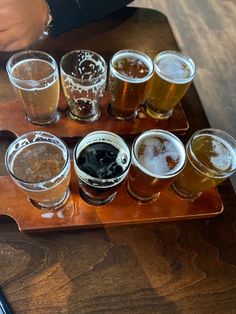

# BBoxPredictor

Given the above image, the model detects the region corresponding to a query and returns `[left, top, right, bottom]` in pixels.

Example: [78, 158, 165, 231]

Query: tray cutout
[0, 163, 224, 232]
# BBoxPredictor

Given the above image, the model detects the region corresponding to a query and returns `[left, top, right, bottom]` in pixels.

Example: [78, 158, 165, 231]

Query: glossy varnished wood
[0, 7, 235, 314]
[0, 164, 223, 232]
[0, 97, 188, 139]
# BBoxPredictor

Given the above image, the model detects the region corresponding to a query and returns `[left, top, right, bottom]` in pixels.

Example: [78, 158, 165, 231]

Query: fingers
[0, 28, 30, 51]
[0, 0, 48, 51]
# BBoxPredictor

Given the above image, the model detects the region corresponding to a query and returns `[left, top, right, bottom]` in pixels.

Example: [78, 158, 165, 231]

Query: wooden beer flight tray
[0, 91, 189, 140]
[0, 162, 223, 232]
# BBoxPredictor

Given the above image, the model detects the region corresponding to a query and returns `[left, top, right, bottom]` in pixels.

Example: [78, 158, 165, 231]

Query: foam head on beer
[127, 129, 186, 202]
[6, 51, 60, 125]
[145, 50, 196, 120]
[172, 128, 236, 199]
[5, 131, 71, 210]
[109, 49, 154, 120]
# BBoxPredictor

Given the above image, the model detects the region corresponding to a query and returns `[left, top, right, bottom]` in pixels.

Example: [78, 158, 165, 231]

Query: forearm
[47, 0, 134, 36]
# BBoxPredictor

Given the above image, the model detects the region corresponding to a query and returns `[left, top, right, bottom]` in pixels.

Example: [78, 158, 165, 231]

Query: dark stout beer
[73, 131, 131, 205]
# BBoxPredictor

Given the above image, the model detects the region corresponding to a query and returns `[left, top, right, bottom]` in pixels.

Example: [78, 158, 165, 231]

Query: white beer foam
[134, 130, 186, 178]
[138, 138, 180, 175]
[155, 52, 195, 84]
[110, 51, 153, 83]
[198, 134, 236, 172]
[10, 59, 57, 91]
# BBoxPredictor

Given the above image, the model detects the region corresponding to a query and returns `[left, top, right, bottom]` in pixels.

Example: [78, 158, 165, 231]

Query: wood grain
[0, 6, 235, 314]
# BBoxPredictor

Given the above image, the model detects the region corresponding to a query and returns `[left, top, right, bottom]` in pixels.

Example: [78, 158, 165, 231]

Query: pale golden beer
[7, 51, 60, 125]
[172, 129, 236, 199]
[5, 131, 71, 210]
[145, 50, 196, 120]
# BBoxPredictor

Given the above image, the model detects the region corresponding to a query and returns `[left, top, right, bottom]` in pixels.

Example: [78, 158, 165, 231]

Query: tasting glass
[172, 128, 236, 200]
[5, 131, 71, 210]
[6, 50, 60, 125]
[127, 129, 186, 202]
[73, 131, 131, 206]
[60, 50, 107, 122]
[108, 49, 154, 120]
[145, 50, 196, 120]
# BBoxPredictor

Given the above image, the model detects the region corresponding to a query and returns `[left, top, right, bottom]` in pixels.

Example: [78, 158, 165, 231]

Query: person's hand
[0, 0, 48, 51]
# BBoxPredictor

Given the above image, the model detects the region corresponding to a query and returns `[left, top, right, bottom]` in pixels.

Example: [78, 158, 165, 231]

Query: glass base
[171, 183, 202, 201]
[27, 111, 60, 125]
[68, 110, 100, 122]
[107, 103, 137, 121]
[127, 181, 160, 203]
[79, 188, 116, 206]
[145, 104, 173, 120]
[29, 188, 70, 210]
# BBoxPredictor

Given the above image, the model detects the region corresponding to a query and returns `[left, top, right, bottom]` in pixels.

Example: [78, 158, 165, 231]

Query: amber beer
[172, 129, 236, 199]
[127, 130, 186, 202]
[109, 50, 153, 120]
[145, 50, 196, 120]
[7, 51, 60, 125]
[5, 132, 71, 210]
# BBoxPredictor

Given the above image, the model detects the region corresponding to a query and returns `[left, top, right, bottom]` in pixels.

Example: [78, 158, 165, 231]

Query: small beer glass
[127, 129, 186, 202]
[109, 49, 154, 120]
[6, 50, 60, 125]
[145, 50, 196, 120]
[5, 131, 71, 210]
[172, 128, 236, 200]
[73, 131, 131, 205]
[60, 50, 107, 122]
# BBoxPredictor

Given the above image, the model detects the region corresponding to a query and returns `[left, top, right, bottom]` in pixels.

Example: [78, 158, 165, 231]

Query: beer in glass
[109, 49, 154, 120]
[5, 131, 71, 210]
[145, 50, 196, 120]
[172, 129, 236, 199]
[60, 50, 107, 122]
[127, 130, 186, 202]
[6, 51, 60, 125]
[73, 131, 131, 205]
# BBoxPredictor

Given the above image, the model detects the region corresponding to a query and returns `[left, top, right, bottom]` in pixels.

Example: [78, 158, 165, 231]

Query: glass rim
[73, 130, 131, 186]
[132, 129, 186, 179]
[188, 128, 236, 178]
[60, 49, 107, 83]
[154, 50, 196, 84]
[5, 131, 70, 186]
[110, 49, 154, 83]
[6, 50, 58, 84]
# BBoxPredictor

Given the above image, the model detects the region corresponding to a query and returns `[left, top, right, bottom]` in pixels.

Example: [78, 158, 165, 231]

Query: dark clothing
[47, 0, 133, 36]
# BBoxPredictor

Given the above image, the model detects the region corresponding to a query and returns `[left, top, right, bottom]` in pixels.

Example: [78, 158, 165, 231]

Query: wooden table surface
[0, 7, 235, 314]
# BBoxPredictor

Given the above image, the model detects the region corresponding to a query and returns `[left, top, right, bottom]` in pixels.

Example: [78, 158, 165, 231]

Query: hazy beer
[5, 132, 71, 210]
[109, 50, 153, 120]
[73, 131, 131, 205]
[145, 50, 196, 120]
[172, 129, 236, 199]
[7, 51, 60, 125]
[127, 130, 186, 202]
